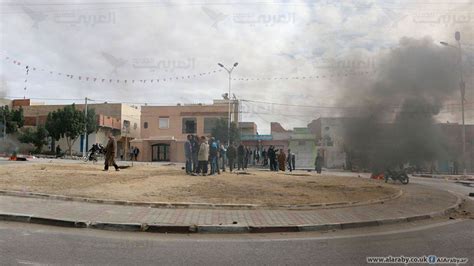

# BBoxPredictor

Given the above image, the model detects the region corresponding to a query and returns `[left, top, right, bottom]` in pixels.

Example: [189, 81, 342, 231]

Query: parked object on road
[384, 169, 409, 184]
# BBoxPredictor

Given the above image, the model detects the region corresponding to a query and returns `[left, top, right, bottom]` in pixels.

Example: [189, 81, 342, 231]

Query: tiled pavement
[0, 184, 458, 227]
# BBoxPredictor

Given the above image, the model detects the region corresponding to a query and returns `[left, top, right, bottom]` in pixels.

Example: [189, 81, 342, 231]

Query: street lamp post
[218, 62, 238, 146]
[82, 97, 88, 158]
[441, 31, 467, 174]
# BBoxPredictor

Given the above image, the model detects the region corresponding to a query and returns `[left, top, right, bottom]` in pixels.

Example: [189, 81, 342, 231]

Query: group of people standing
[122, 146, 139, 161]
[184, 135, 227, 176]
[184, 137, 325, 175]
[264, 146, 296, 172]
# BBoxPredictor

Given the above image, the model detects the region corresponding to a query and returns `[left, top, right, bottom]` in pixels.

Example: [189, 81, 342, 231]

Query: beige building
[238, 122, 258, 135]
[12, 99, 141, 156]
[132, 100, 238, 162]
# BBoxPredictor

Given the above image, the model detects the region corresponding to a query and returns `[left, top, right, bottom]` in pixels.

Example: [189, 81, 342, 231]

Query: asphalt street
[0, 217, 472, 265]
[0, 163, 473, 265]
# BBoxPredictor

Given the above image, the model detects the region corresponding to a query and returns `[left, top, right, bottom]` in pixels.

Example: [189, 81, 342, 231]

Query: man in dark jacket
[268, 146, 277, 171]
[191, 135, 199, 173]
[244, 146, 250, 169]
[184, 135, 193, 174]
[237, 144, 245, 170]
[227, 143, 237, 172]
[315, 152, 323, 174]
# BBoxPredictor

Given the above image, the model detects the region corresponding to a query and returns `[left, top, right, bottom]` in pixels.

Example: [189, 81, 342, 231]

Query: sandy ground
[0, 162, 399, 205]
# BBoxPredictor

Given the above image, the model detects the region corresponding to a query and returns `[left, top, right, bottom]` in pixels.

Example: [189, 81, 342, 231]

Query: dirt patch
[0, 162, 400, 205]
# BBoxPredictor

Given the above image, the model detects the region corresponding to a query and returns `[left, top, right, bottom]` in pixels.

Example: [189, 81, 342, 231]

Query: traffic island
[0, 162, 399, 207]
[0, 184, 462, 234]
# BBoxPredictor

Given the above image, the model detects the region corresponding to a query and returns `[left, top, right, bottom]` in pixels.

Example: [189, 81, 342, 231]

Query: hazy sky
[1, 0, 473, 133]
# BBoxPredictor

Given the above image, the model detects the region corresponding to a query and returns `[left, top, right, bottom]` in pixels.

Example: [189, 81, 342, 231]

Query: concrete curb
[0, 188, 403, 210]
[0, 191, 463, 234]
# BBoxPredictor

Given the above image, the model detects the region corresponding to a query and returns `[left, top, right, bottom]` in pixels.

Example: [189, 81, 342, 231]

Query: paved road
[410, 176, 474, 199]
[1, 218, 472, 265]
[0, 169, 472, 265]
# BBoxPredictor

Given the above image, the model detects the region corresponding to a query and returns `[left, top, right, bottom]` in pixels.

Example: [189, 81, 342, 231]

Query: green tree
[18, 125, 49, 153]
[211, 118, 240, 145]
[0, 105, 24, 136]
[85, 108, 97, 134]
[45, 104, 91, 156]
[45, 110, 61, 152]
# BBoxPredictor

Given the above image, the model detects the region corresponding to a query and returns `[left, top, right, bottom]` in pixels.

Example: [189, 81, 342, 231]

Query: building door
[152, 144, 170, 161]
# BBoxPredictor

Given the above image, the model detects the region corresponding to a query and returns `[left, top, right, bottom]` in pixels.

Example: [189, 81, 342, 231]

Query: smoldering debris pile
[340, 37, 462, 171]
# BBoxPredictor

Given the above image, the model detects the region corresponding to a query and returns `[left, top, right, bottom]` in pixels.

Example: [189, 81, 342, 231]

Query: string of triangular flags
[3, 53, 376, 84]
[2, 53, 223, 84]
[231, 70, 376, 81]
[24, 65, 29, 99]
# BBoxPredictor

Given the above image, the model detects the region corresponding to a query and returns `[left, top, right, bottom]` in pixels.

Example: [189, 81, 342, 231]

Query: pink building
[132, 100, 238, 162]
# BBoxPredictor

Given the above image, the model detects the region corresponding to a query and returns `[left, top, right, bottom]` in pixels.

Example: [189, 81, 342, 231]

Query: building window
[123, 120, 130, 129]
[159, 117, 169, 129]
[298, 140, 306, 146]
[182, 117, 196, 134]
[204, 117, 219, 134]
[144, 122, 148, 129]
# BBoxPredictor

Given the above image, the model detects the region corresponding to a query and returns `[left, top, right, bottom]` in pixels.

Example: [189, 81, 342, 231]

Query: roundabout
[0, 162, 400, 208]
[0, 160, 463, 234]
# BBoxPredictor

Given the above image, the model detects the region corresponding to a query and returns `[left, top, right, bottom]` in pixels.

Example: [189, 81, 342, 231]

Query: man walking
[104, 133, 119, 171]
[184, 135, 193, 174]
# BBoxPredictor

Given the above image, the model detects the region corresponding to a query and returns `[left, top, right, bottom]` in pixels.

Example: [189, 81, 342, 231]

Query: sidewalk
[412, 173, 474, 181]
[0, 184, 461, 234]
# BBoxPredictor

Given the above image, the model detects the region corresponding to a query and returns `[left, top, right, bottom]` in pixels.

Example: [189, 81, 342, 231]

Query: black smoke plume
[340, 37, 462, 172]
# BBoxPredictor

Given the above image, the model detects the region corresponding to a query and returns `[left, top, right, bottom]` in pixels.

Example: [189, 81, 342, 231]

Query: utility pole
[82, 97, 88, 158]
[440, 31, 468, 174]
[218, 62, 239, 146]
[456, 31, 467, 175]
